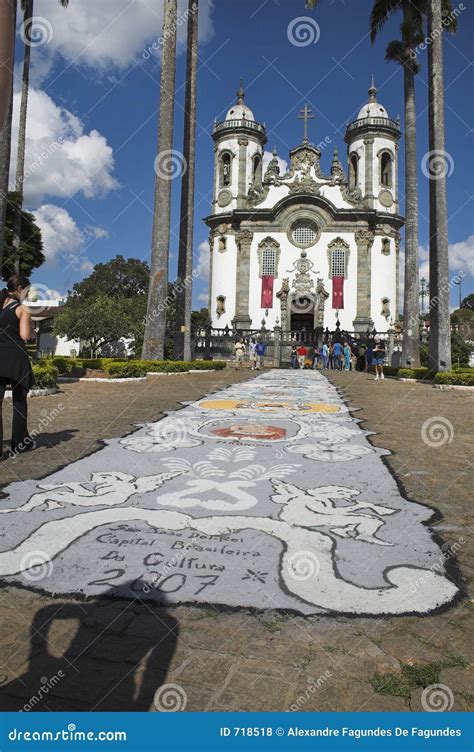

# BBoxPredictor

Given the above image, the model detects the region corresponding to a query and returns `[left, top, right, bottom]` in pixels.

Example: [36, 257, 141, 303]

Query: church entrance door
[290, 296, 314, 332]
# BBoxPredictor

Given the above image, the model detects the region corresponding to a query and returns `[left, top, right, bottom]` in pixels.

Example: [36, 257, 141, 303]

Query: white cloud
[85, 225, 110, 240]
[398, 235, 473, 311]
[448, 234, 474, 277]
[33, 204, 106, 275]
[197, 292, 209, 303]
[35, 204, 83, 261]
[30, 0, 214, 73]
[10, 88, 118, 206]
[194, 240, 209, 279]
[262, 150, 288, 175]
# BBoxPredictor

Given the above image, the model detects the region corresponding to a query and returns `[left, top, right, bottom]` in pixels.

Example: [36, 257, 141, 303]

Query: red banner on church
[261, 275, 274, 308]
[332, 275, 344, 309]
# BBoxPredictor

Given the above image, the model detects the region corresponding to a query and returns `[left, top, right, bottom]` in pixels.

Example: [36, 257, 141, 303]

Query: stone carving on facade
[276, 277, 290, 326]
[355, 228, 375, 249]
[247, 183, 270, 207]
[314, 279, 330, 327]
[394, 231, 401, 254]
[341, 184, 363, 205]
[330, 146, 346, 183]
[381, 297, 390, 320]
[284, 174, 321, 196]
[216, 295, 226, 319]
[288, 250, 316, 297]
[235, 228, 253, 249]
[264, 148, 281, 180]
[285, 145, 326, 180]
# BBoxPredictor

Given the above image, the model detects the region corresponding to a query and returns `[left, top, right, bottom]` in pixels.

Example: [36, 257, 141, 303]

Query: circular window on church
[290, 220, 319, 249]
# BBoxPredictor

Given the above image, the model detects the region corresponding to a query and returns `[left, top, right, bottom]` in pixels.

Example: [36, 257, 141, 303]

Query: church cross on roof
[298, 103, 315, 144]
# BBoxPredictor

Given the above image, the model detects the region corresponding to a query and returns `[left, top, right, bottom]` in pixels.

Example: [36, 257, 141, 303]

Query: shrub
[434, 372, 474, 386]
[189, 360, 226, 370]
[47, 356, 75, 375]
[32, 364, 58, 389]
[76, 358, 104, 370]
[398, 367, 431, 380]
[106, 363, 147, 379]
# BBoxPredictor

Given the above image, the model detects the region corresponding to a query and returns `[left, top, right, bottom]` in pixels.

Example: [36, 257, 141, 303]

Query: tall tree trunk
[401, 57, 420, 367]
[427, 0, 451, 371]
[142, 0, 177, 360]
[0, 0, 15, 133]
[13, 0, 34, 273]
[173, 0, 198, 361]
[0, 0, 16, 277]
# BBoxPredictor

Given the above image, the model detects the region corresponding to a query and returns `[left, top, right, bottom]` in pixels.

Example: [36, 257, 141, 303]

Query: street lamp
[419, 277, 428, 314]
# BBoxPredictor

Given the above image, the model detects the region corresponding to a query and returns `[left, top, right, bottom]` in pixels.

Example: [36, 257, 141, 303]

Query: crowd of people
[290, 339, 386, 377]
[233, 338, 267, 371]
[234, 335, 387, 379]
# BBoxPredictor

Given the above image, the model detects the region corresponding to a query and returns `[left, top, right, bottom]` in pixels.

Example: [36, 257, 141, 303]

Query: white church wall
[210, 234, 237, 327]
[370, 236, 397, 331]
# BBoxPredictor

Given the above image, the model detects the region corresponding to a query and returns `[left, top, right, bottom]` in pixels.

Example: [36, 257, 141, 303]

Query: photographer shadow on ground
[0, 584, 179, 712]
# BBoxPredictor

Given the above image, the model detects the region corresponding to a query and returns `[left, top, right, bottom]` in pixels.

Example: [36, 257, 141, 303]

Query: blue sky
[11, 0, 473, 310]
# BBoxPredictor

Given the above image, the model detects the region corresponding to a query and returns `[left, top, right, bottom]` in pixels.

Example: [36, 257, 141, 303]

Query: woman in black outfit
[0, 274, 35, 456]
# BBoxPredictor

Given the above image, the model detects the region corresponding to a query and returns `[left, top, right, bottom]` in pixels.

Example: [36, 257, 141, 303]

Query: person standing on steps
[332, 340, 343, 371]
[290, 346, 298, 369]
[0, 274, 35, 458]
[296, 344, 307, 369]
[373, 339, 386, 381]
[321, 341, 329, 369]
[255, 340, 266, 370]
[248, 338, 257, 370]
[343, 341, 352, 371]
[233, 339, 246, 370]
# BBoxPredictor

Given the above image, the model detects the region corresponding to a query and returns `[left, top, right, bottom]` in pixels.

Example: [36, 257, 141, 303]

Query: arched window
[380, 151, 392, 187]
[349, 153, 359, 189]
[219, 152, 232, 187]
[252, 154, 262, 186]
[257, 236, 281, 278]
[262, 246, 276, 277]
[327, 237, 350, 279]
[331, 247, 346, 277]
[218, 236, 226, 253]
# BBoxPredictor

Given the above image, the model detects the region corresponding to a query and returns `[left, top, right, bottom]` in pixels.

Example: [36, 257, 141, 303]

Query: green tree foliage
[451, 303, 474, 343]
[54, 255, 149, 357]
[460, 294, 473, 311]
[191, 307, 209, 329]
[451, 331, 471, 367]
[3, 191, 44, 279]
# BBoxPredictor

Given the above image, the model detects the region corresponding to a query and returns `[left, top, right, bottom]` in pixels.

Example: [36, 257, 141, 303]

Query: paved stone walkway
[0, 369, 471, 712]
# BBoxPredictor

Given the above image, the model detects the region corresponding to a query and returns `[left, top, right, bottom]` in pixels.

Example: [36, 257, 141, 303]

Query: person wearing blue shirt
[332, 341, 343, 371]
[255, 340, 266, 370]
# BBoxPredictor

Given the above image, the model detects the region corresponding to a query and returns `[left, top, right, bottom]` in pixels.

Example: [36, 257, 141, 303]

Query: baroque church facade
[204, 80, 404, 335]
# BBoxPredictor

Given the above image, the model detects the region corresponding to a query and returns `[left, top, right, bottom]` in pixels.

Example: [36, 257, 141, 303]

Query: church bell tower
[344, 77, 401, 213]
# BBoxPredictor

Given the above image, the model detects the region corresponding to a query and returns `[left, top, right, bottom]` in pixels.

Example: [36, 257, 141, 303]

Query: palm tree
[142, 0, 178, 360]
[427, 0, 453, 371]
[12, 0, 69, 272]
[0, 0, 16, 276]
[370, 1, 425, 368]
[173, 0, 199, 361]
